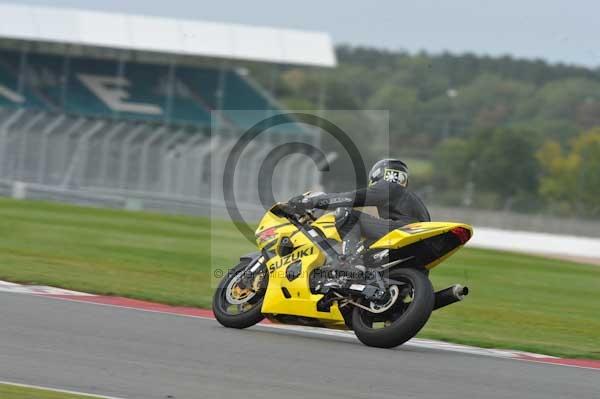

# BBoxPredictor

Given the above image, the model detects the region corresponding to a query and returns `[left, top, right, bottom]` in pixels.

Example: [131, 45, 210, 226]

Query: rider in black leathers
[289, 159, 430, 256]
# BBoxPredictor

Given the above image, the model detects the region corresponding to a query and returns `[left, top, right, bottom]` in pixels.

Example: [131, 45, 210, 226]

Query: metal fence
[2, 106, 600, 238]
[0, 107, 321, 212]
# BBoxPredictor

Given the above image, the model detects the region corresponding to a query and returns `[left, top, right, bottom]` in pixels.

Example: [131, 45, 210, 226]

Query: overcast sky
[4, 0, 600, 68]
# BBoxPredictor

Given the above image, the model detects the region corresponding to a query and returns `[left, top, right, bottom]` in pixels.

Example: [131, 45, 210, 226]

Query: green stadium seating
[0, 49, 294, 130]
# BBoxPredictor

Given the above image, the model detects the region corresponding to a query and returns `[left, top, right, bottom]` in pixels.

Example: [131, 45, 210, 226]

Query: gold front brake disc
[230, 284, 252, 301]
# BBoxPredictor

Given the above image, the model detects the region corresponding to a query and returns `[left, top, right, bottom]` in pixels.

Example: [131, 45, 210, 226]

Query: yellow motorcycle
[213, 202, 472, 348]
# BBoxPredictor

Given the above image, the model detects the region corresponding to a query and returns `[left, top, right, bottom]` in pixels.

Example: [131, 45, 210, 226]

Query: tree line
[250, 45, 600, 218]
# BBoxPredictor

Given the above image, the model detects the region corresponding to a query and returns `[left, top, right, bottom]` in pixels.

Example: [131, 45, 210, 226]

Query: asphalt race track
[0, 291, 597, 399]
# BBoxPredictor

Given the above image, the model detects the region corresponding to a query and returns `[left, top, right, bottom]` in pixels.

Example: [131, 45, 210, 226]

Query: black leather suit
[312, 180, 431, 242]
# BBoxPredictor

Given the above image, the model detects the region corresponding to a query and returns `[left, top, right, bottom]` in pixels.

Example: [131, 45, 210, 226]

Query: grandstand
[0, 3, 336, 214]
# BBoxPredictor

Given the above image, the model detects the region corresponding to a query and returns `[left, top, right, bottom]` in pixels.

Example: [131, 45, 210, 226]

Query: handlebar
[276, 202, 316, 223]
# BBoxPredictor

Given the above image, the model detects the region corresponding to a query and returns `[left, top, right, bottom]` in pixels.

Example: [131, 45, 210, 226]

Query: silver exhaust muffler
[433, 284, 469, 310]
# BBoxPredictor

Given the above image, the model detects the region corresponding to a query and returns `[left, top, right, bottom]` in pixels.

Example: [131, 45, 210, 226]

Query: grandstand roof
[0, 3, 337, 67]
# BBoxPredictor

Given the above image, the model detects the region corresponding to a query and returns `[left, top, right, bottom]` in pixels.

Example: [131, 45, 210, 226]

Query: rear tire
[352, 268, 434, 348]
[212, 261, 266, 329]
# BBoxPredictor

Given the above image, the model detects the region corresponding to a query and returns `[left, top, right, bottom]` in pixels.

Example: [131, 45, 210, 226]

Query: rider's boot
[314, 238, 367, 294]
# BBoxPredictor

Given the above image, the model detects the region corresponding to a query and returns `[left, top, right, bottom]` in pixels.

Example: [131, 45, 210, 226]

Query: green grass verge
[0, 383, 104, 399]
[1, 197, 599, 359]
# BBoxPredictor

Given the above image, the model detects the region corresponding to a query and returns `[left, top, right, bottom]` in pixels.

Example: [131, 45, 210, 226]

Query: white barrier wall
[469, 227, 600, 261]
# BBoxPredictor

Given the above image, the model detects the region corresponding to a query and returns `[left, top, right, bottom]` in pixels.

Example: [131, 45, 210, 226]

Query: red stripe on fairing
[48, 295, 217, 318]
[517, 355, 600, 370]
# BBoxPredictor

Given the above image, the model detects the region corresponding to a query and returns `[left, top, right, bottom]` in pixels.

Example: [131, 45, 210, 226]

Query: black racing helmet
[368, 159, 409, 187]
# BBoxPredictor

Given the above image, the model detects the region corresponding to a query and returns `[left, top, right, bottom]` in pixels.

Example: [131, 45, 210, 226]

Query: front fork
[236, 254, 268, 293]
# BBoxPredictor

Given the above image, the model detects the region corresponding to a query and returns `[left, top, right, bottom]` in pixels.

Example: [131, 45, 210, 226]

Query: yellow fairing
[261, 243, 345, 326]
[311, 213, 342, 242]
[370, 221, 473, 270]
[256, 207, 345, 327]
[256, 210, 341, 252]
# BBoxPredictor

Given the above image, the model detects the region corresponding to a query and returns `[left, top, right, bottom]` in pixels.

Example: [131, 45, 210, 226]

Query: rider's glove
[288, 195, 316, 213]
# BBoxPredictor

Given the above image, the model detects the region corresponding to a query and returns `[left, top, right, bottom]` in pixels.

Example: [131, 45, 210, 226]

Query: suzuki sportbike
[213, 201, 472, 348]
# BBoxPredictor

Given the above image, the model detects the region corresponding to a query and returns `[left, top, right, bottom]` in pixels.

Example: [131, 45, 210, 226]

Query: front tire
[352, 268, 434, 348]
[212, 261, 266, 329]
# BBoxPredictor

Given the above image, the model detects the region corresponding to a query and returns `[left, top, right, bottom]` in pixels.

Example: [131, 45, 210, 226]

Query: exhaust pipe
[433, 284, 469, 310]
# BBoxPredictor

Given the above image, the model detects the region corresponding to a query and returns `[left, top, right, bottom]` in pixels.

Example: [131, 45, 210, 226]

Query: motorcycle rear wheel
[352, 268, 434, 348]
[213, 261, 266, 329]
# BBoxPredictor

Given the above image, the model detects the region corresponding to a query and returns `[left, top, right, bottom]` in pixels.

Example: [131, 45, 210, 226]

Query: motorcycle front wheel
[212, 261, 267, 329]
[352, 268, 434, 348]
